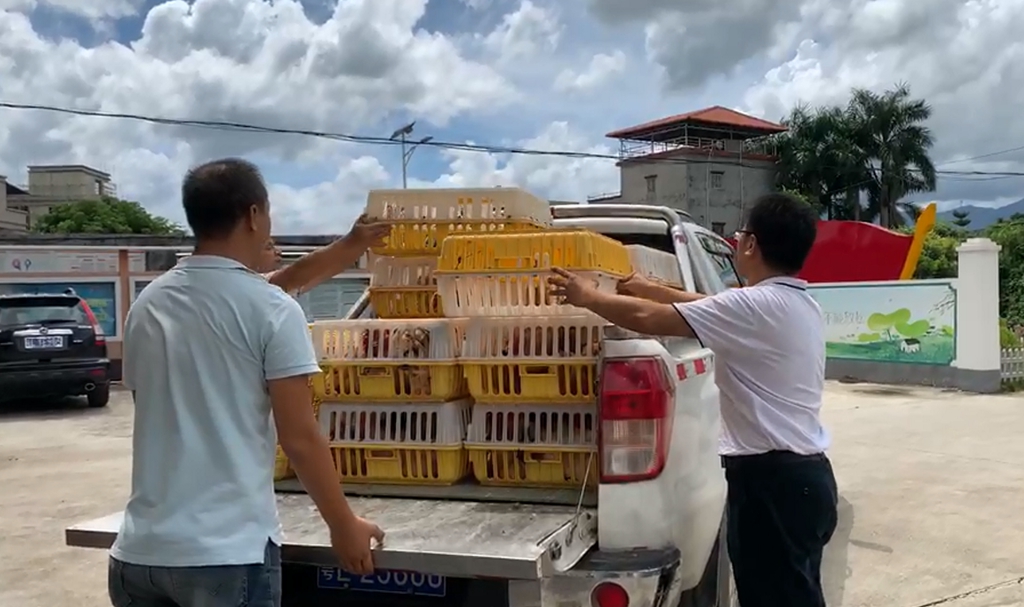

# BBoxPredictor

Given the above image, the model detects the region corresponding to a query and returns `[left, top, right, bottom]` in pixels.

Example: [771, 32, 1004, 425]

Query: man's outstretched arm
[268, 216, 388, 294]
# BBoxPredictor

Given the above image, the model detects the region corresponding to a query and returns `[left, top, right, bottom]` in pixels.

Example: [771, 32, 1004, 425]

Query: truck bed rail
[66, 494, 597, 580]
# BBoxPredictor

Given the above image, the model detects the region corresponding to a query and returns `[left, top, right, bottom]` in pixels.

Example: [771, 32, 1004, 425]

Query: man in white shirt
[111, 158, 385, 607]
[549, 193, 837, 607]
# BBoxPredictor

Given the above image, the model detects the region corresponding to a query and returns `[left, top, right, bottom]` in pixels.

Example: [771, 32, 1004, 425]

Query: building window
[710, 171, 724, 190]
[645, 175, 657, 199]
[711, 222, 725, 236]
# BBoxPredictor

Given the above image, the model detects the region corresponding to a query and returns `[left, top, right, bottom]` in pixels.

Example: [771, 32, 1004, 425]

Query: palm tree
[775, 105, 867, 219]
[847, 84, 937, 228]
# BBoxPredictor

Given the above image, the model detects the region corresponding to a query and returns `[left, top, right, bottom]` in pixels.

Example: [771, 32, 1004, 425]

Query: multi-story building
[0, 177, 30, 232]
[589, 106, 786, 236]
[6, 165, 117, 226]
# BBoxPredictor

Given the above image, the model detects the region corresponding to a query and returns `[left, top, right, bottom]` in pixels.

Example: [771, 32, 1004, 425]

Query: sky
[1, 0, 1023, 234]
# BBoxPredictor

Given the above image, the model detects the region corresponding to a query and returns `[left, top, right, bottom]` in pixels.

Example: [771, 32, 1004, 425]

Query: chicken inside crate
[364, 187, 553, 257]
[310, 319, 467, 402]
[319, 400, 472, 486]
[466, 403, 598, 488]
[461, 316, 606, 404]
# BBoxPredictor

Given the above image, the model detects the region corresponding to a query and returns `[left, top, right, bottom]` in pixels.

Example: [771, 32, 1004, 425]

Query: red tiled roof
[606, 106, 787, 139]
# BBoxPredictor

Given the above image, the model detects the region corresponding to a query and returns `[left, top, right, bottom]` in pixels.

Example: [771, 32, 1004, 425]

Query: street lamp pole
[389, 121, 432, 189]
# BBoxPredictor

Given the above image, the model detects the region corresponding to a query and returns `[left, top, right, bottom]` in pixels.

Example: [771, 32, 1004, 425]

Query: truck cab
[66, 204, 739, 607]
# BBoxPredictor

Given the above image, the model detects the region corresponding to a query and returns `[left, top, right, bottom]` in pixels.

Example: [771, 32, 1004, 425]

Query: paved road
[0, 384, 1022, 606]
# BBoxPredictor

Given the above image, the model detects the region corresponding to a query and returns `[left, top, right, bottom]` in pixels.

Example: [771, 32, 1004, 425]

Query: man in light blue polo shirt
[110, 158, 384, 607]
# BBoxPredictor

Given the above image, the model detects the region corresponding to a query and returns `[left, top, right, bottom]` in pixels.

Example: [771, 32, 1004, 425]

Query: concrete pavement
[821, 382, 1024, 606]
[0, 383, 1022, 606]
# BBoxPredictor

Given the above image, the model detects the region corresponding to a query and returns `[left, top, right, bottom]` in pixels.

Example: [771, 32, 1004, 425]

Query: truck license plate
[24, 336, 65, 349]
[316, 567, 446, 597]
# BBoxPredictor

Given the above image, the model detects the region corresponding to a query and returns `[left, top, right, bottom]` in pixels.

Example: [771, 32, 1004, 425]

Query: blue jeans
[108, 540, 282, 607]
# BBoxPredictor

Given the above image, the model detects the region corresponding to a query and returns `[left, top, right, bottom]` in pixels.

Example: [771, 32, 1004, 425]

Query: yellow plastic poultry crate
[461, 316, 604, 403]
[317, 363, 468, 402]
[321, 399, 472, 485]
[435, 229, 631, 317]
[365, 188, 552, 257]
[309, 319, 467, 402]
[466, 403, 598, 488]
[368, 256, 443, 319]
[436, 228, 632, 274]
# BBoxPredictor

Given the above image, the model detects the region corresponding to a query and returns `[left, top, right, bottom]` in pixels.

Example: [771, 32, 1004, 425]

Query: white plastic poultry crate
[370, 256, 438, 288]
[436, 271, 619, 317]
[462, 316, 606, 361]
[320, 399, 472, 445]
[310, 318, 464, 363]
[368, 256, 442, 318]
[320, 399, 473, 485]
[364, 188, 553, 257]
[465, 403, 598, 487]
[627, 244, 684, 287]
[460, 316, 604, 404]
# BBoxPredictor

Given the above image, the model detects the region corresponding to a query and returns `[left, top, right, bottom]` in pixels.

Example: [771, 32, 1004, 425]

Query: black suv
[0, 289, 111, 408]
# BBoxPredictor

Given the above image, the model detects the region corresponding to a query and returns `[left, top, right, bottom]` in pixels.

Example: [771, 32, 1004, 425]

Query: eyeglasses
[734, 229, 754, 239]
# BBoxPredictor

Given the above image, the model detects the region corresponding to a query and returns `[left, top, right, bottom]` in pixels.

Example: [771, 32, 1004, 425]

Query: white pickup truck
[65, 204, 742, 607]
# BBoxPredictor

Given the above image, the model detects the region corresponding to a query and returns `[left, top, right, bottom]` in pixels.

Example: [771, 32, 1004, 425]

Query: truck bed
[65, 493, 596, 580]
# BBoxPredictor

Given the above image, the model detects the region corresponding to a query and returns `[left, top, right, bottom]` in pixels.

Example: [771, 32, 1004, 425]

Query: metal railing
[1001, 348, 1024, 382]
[618, 136, 778, 160]
[586, 191, 622, 202]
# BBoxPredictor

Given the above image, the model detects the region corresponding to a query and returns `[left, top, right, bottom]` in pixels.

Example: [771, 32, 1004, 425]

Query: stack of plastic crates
[366, 188, 552, 320]
[309, 318, 473, 485]
[436, 229, 632, 488]
[627, 244, 684, 288]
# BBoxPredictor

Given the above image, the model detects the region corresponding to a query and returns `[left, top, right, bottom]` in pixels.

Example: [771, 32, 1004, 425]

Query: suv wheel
[87, 383, 110, 408]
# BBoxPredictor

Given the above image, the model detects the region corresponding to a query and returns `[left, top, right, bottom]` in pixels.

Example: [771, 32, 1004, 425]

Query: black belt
[721, 450, 826, 471]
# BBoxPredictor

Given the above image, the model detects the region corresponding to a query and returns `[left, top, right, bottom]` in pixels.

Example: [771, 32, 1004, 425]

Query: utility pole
[389, 121, 433, 189]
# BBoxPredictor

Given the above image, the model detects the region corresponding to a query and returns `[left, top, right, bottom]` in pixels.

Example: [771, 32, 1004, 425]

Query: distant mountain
[936, 198, 1024, 230]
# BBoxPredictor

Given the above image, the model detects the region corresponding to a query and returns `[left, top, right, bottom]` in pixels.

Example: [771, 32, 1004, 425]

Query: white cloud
[739, 0, 1024, 204]
[0, 0, 516, 232]
[269, 156, 391, 234]
[482, 0, 562, 63]
[2, 0, 1024, 237]
[416, 122, 619, 202]
[0, 0, 144, 20]
[553, 50, 626, 93]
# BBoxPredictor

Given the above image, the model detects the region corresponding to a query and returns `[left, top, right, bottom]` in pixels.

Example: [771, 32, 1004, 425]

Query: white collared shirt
[675, 276, 830, 456]
[113, 255, 321, 567]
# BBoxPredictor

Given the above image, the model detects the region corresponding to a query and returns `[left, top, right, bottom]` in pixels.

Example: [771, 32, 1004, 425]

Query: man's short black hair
[743, 192, 818, 274]
[182, 158, 268, 240]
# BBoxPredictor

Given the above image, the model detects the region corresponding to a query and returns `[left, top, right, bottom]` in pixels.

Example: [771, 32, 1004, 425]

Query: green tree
[910, 221, 965, 279]
[33, 197, 183, 235]
[774, 83, 937, 228]
[774, 105, 867, 220]
[951, 207, 971, 228]
[985, 216, 1024, 328]
[847, 83, 938, 228]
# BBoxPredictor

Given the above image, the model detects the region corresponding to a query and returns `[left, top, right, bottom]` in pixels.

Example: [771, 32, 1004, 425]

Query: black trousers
[723, 451, 838, 607]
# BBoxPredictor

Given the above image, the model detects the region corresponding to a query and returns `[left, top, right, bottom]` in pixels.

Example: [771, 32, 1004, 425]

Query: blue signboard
[0, 281, 118, 337]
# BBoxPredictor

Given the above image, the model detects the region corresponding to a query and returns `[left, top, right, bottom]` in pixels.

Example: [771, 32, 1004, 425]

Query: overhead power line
[4, 101, 1024, 177]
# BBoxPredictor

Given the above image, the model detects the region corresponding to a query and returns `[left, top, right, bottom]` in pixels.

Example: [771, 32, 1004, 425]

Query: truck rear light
[591, 581, 629, 607]
[598, 357, 674, 483]
[80, 302, 105, 346]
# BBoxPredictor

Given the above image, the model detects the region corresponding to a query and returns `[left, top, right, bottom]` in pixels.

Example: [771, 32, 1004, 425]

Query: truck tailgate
[66, 494, 596, 580]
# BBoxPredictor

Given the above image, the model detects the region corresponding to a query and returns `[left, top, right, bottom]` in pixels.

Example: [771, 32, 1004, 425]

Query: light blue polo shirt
[111, 255, 322, 567]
